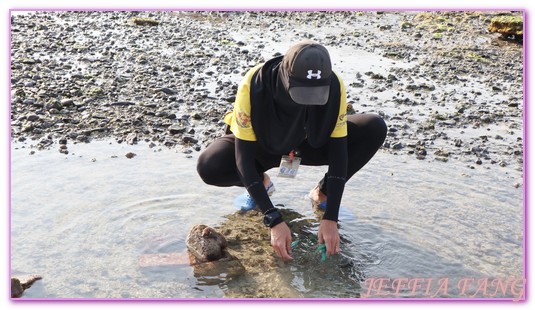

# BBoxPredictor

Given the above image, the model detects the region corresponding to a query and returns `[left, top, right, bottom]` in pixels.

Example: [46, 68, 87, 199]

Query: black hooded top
[249, 56, 342, 155]
[232, 56, 348, 222]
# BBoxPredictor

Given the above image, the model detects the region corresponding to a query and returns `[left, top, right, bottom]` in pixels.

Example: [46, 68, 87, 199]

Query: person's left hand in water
[318, 219, 340, 256]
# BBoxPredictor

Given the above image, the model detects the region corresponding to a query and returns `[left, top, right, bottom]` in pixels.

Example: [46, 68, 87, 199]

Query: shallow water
[10, 139, 524, 299]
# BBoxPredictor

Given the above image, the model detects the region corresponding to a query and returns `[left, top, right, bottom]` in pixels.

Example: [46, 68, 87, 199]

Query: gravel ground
[10, 11, 524, 172]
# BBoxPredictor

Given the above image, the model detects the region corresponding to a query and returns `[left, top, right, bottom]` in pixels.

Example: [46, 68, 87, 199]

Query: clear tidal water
[8, 10, 525, 301]
[10, 139, 524, 299]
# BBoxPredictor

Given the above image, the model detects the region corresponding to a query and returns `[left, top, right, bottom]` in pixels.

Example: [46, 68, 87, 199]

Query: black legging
[197, 113, 387, 190]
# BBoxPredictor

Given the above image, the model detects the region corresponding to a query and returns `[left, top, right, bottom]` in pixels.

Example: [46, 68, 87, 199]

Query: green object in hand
[290, 239, 327, 262]
[316, 244, 327, 262]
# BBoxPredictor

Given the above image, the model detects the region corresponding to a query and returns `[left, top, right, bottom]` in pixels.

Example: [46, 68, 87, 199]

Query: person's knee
[353, 114, 387, 145]
[196, 153, 217, 185]
[372, 114, 388, 143]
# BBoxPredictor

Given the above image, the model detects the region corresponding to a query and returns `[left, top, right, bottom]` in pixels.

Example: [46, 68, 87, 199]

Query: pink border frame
[7, 7, 528, 303]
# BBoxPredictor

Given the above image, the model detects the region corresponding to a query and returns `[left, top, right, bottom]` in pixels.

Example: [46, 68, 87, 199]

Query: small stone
[27, 114, 40, 122]
[416, 154, 426, 160]
[392, 142, 403, 150]
[125, 152, 136, 159]
[132, 17, 160, 26]
[22, 124, 34, 132]
[435, 156, 448, 162]
[61, 99, 74, 107]
[76, 135, 89, 143]
[125, 133, 138, 145]
[110, 101, 135, 107]
[434, 149, 450, 157]
[191, 113, 203, 120]
[91, 113, 107, 119]
[169, 125, 186, 135]
[160, 88, 176, 95]
[224, 96, 236, 103]
[182, 136, 198, 144]
[164, 140, 176, 147]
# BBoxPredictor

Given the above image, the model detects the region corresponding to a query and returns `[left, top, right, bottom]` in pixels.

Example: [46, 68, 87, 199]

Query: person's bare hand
[318, 219, 340, 256]
[270, 222, 293, 261]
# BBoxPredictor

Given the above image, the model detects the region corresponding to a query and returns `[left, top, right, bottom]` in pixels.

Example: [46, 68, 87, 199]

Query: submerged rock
[215, 208, 362, 298]
[138, 208, 361, 298]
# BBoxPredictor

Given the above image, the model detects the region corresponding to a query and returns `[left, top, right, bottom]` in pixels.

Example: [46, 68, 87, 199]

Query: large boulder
[488, 15, 523, 39]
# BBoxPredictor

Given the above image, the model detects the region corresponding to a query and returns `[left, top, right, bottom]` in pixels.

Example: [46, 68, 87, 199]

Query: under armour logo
[307, 70, 322, 79]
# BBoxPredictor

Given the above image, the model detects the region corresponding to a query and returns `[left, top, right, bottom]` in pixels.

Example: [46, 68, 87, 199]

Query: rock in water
[185, 224, 245, 284]
[139, 224, 245, 283]
[11, 275, 42, 298]
[186, 224, 228, 263]
[11, 278, 23, 298]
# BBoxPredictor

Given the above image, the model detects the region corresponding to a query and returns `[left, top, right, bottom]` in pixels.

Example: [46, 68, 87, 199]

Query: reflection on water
[10, 140, 523, 299]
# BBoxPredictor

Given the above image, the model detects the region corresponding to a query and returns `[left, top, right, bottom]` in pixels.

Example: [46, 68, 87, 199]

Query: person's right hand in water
[270, 221, 293, 261]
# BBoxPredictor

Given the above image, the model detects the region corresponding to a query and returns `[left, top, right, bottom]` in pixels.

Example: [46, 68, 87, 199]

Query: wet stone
[168, 125, 186, 135]
[182, 136, 198, 144]
[434, 149, 450, 157]
[110, 101, 135, 107]
[435, 156, 448, 162]
[392, 142, 404, 150]
[26, 114, 40, 122]
[125, 133, 138, 145]
[160, 88, 176, 95]
[11, 275, 42, 298]
[76, 135, 89, 143]
[61, 99, 74, 107]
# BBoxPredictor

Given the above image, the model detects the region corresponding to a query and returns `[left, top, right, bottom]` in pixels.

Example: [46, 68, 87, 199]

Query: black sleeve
[323, 136, 348, 222]
[235, 137, 275, 214]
